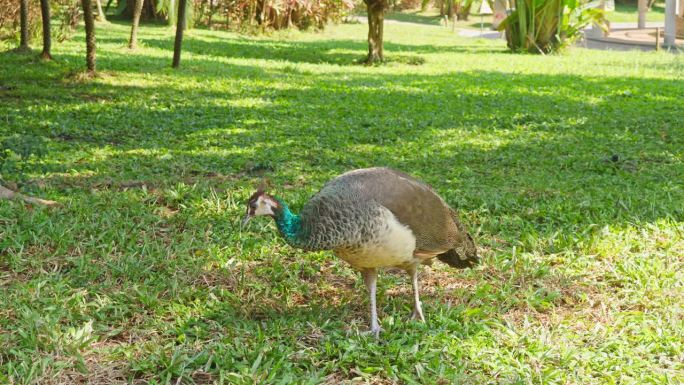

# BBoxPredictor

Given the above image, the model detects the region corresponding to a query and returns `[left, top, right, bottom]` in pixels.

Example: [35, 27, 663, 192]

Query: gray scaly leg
[407, 264, 425, 322]
[361, 268, 382, 338]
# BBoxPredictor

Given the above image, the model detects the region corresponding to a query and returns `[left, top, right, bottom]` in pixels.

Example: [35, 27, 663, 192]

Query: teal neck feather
[274, 199, 303, 246]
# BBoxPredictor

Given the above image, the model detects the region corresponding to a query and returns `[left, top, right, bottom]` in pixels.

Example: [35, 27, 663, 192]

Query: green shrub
[498, 0, 607, 53]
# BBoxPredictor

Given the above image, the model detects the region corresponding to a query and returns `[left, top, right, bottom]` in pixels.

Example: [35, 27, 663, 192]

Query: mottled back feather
[299, 167, 477, 267]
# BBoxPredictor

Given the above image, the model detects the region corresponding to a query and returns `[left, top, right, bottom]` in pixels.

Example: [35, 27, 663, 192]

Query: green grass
[1, 17, 683, 385]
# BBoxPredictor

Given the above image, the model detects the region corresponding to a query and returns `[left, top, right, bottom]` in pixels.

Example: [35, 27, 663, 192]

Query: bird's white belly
[334, 210, 417, 269]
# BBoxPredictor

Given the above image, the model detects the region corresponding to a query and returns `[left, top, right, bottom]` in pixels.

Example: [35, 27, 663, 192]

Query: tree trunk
[364, 0, 386, 63]
[129, 0, 144, 49]
[198, 0, 207, 25]
[638, 0, 647, 29]
[39, 0, 52, 59]
[208, 0, 214, 28]
[18, 0, 30, 51]
[95, 0, 107, 21]
[81, 0, 97, 73]
[172, 0, 188, 68]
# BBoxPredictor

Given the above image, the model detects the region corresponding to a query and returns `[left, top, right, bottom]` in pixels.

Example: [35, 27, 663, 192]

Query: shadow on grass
[6, 61, 680, 234]
[88, 33, 507, 67]
[1, 38, 683, 362]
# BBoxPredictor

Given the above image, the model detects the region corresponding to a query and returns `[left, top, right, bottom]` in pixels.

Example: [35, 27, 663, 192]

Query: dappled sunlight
[1, 11, 683, 385]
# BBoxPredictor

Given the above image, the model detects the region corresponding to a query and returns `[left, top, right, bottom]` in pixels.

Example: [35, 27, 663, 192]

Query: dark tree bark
[18, 0, 30, 51]
[81, 0, 97, 73]
[208, 0, 215, 27]
[172, 0, 188, 68]
[364, 0, 386, 63]
[129, 0, 144, 49]
[39, 0, 52, 59]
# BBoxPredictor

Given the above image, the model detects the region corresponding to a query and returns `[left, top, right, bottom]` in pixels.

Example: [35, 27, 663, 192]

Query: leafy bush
[390, 0, 423, 11]
[0, 0, 41, 48]
[498, 0, 607, 53]
[197, 0, 356, 31]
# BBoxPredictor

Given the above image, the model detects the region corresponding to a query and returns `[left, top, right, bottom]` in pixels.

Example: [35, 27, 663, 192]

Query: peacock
[242, 167, 478, 337]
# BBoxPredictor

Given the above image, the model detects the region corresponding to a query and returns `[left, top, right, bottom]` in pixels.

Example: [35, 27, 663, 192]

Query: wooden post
[656, 27, 661, 50]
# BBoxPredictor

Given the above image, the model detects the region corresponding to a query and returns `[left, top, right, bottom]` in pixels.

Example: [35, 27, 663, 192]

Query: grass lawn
[607, 2, 666, 23]
[1, 16, 683, 385]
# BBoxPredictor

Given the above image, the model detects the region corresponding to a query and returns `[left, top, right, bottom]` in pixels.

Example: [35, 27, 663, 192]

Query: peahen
[242, 167, 478, 337]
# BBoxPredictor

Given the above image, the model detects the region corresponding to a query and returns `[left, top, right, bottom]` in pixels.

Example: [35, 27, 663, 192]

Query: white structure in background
[621, 0, 681, 48]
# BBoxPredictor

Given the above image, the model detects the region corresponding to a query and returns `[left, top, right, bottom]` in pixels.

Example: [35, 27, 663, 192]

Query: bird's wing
[320, 168, 466, 254]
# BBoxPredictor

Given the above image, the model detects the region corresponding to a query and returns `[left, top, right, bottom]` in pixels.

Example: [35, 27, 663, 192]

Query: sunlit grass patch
[1, 13, 683, 385]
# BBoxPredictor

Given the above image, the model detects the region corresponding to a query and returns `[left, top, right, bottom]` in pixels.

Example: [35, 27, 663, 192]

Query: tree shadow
[3, 25, 683, 384]
[384, 10, 444, 26]
[115, 34, 507, 66]
[8, 54, 679, 231]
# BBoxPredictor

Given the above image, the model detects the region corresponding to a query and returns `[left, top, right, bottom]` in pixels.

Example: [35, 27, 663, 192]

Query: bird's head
[242, 189, 280, 226]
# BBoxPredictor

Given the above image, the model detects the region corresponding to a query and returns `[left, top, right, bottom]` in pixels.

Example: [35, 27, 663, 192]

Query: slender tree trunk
[39, 0, 52, 59]
[249, 0, 256, 25]
[95, 0, 107, 21]
[208, 0, 214, 27]
[172, 0, 188, 68]
[198, 0, 207, 25]
[364, 0, 385, 63]
[260, 0, 268, 29]
[129, 0, 144, 49]
[18, 0, 30, 51]
[637, 0, 647, 29]
[81, 0, 97, 73]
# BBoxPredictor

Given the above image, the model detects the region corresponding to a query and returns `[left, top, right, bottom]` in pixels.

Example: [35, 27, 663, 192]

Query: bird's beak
[241, 213, 252, 228]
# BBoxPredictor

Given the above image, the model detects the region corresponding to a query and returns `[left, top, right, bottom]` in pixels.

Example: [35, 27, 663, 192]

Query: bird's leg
[361, 268, 382, 338]
[407, 264, 425, 322]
